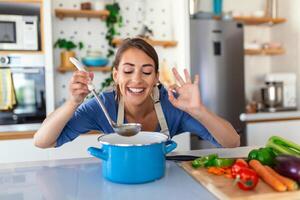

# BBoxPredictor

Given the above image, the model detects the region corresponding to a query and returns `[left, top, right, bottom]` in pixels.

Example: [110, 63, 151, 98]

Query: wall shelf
[55, 9, 109, 20]
[245, 48, 285, 55]
[234, 16, 286, 25]
[112, 38, 178, 48]
[57, 66, 112, 73]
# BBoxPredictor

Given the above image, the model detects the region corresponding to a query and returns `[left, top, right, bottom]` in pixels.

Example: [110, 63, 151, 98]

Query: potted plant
[54, 38, 84, 70]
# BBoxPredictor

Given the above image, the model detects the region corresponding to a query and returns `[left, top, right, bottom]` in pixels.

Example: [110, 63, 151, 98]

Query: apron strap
[117, 96, 124, 125]
[117, 86, 170, 137]
[152, 86, 170, 137]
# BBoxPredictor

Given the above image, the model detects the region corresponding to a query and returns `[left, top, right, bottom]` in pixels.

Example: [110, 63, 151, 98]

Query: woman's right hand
[68, 71, 94, 105]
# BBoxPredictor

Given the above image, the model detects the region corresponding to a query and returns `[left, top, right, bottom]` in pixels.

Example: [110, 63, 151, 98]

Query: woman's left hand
[168, 68, 203, 114]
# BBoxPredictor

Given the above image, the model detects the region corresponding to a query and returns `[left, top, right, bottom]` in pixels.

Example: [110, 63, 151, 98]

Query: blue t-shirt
[56, 87, 221, 147]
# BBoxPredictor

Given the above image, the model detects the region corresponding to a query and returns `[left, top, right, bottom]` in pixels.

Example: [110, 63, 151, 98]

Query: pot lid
[98, 131, 168, 146]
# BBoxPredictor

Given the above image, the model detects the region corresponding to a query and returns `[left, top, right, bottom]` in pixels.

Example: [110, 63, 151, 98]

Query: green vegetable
[248, 147, 276, 166]
[192, 154, 218, 168]
[266, 136, 300, 157]
[213, 158, 235, 167]
[191, 154, 234, 168]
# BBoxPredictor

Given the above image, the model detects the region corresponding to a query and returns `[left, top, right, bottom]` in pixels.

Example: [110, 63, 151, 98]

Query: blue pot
[88, 132, 177, 184]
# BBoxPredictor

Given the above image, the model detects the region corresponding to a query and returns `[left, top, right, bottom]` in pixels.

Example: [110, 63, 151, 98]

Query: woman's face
[113, 48, 159, 106]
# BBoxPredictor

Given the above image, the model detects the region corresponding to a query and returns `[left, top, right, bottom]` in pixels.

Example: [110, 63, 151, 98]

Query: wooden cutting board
[180, 161, 300, 200]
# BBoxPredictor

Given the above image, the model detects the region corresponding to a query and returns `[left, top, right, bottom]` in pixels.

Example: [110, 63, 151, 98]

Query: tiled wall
[52, 0, 183, 107]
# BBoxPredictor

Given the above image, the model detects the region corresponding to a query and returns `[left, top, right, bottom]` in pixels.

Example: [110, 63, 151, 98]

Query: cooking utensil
[165, 155, 199, 161]
[88, 131, 177, 183]
[69, 57, 142, 137]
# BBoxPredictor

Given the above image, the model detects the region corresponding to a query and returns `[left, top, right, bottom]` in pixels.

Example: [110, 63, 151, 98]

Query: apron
[117, 86, 170, 138]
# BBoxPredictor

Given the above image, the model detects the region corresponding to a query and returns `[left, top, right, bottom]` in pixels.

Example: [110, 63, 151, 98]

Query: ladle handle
[69, 57, 116, 127]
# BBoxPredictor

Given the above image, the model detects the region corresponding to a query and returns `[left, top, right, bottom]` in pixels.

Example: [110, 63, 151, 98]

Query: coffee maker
[261, 73, 297, 112]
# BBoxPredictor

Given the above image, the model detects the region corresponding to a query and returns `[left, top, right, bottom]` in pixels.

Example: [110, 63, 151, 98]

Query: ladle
[69, 57, 141, 137]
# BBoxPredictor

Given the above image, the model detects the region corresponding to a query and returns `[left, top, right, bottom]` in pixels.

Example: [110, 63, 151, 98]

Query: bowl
[82, 57, 109, 67]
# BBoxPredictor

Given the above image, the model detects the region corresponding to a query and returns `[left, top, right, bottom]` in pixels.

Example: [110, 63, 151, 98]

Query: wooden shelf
[57, 66, 112, 73]
[234, 16, 286, 25]
[245, 48, 285, 55]
[112, 38, 178, 48]
[55, 9, 109, 20]
[0, 50, 44, 55]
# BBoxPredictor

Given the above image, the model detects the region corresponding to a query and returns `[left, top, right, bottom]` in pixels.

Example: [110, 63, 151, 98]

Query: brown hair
[113, 38, 159, 72]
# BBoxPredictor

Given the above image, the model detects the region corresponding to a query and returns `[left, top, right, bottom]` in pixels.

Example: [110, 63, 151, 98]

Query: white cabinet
[0, 139, 50, 163]
[49, 134, 99, 160]
[0, 134, 99, 164]
[246, 120, 300, 146]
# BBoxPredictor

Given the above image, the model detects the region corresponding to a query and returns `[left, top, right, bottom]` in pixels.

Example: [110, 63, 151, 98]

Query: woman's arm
[167, 68, 240, 148]
[33, 71, 93, 148]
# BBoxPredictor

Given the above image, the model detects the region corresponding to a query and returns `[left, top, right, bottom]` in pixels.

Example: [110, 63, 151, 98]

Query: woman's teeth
[128, 87, 145, 93]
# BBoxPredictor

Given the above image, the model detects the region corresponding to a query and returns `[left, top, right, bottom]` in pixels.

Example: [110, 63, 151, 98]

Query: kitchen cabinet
[0, 131, 190, 163]
[246, 120, 300, 146]
[0, 134, 98, 163]
[241, 112, 300, 146]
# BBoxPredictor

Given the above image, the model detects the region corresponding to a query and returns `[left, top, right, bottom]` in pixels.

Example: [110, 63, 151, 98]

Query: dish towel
[0, 68, 16, 110]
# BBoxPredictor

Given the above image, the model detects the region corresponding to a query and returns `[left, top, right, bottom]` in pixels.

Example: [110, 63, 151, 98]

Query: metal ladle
[69, 57, 141, 137]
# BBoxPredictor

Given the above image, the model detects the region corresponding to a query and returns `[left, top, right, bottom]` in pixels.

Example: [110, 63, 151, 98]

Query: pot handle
[165, 140, 177, 154]
[87, 147, 108, 161]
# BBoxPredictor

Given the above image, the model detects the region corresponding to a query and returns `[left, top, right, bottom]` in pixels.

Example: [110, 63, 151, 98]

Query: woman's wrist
[187, 104, 208, 121]
[65, 99, 81, 110]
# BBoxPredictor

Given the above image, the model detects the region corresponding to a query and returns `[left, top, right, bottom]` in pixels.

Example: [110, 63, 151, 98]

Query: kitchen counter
[240, 111, 300, 123]
[0, 147, 253, 200]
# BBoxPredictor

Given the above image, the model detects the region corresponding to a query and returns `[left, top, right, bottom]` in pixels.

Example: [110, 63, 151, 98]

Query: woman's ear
[155, 72, 160, 85]
[112, 67, 118, 82]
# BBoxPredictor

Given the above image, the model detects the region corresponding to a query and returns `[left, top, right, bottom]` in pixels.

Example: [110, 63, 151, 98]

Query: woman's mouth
[127, 87, 145, 94]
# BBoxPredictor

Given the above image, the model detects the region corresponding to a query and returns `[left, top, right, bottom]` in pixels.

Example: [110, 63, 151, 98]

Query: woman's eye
[124, 71, 133, 74]
[143, 72, 152, 75]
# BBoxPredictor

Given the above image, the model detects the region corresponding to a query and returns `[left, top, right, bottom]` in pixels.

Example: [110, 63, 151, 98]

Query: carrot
[207, 167, 224, 175]
[249, 160, 287, 192]
[265, 165, 298, 191]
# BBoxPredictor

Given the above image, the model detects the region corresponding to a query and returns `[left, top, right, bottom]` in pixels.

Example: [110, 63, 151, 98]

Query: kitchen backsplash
[52, 0, 180, 107]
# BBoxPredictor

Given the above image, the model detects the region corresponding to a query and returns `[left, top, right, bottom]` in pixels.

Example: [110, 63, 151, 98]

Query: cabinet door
[0, 139, 50, 163]
[49, 134, 100, 160]
[246, 120, 300, 146]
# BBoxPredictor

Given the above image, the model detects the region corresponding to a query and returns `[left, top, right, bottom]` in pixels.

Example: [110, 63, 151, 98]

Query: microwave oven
[0, 14, 38, 50]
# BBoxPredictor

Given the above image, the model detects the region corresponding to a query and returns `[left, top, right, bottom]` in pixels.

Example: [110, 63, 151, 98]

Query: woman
[34, 38, 240, 148]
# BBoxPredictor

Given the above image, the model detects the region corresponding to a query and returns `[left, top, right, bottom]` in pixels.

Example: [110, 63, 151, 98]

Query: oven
[0, 54, 45, 125]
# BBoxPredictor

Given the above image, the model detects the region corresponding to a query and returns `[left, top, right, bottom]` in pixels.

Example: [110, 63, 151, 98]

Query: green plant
[54, 38, 84, 51]
[105, 2, 123, 58]
[100, 1, 123, 92]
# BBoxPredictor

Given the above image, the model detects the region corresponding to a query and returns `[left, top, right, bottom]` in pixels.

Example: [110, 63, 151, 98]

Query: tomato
[235, 168, 259, 191]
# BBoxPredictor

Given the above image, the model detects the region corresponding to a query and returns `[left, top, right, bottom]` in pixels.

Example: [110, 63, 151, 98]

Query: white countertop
[240, 111, 300, 122]
[0, 147, 255, 200]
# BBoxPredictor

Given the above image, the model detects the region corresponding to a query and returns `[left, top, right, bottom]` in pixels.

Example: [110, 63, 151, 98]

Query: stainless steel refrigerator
[190, 19, 245, 148]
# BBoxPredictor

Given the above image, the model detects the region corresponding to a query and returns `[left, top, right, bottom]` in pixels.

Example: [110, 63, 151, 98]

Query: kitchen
[0, 0, 300, 199]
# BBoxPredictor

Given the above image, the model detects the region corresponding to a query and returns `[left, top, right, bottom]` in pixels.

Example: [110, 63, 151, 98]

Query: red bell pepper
[235, 167, 259, 191]
[231, 159, 249, 178]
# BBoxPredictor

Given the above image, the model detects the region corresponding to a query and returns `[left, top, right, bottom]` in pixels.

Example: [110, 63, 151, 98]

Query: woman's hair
[113, 38, 159, 72]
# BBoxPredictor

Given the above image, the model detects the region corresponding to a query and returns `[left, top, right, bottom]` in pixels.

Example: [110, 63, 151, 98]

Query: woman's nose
[131, 71, 142, 82]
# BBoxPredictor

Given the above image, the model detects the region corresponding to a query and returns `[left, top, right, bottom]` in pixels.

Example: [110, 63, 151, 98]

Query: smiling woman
[33, 38, 240, 149]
